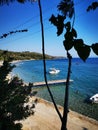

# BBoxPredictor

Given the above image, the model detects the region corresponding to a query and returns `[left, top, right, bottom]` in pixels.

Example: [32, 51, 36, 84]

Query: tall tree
[0, 51, 35, 130]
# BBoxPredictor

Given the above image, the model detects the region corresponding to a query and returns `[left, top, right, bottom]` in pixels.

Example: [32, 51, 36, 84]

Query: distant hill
[0, 50, 55, 61]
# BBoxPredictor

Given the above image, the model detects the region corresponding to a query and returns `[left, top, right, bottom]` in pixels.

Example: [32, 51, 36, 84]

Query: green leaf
[91, 43, 98, 55]
[64, 31, 73, 40]
[17, 0, 25, 3]
[49, 14, 57, 26]
[64, 25, 77, 39]
[74, 39, 91, 61]
[57, 15, 65, 36]
[72, 28, 77, 38]
[74, 39, 84, 50]
[63, 40, 73, 50]
[65, 22, 71, 32]
[49, 14, 65, 36]
[87, 2, 98, 12]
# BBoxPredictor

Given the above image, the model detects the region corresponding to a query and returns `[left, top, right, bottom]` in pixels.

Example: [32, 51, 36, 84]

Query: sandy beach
[20, 96, 98, 130]
[0, 61, 3, 66]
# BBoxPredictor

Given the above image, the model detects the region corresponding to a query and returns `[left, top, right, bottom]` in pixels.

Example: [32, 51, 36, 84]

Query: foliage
[0, 50, 54, 61]
[87, 1, 98, 11]
[0, 0, 35, 5]
[57, 0, 74, 18]
[49, 0, 98, 61]
[0, 52, 35, 130]
[0, 29, 28, 39]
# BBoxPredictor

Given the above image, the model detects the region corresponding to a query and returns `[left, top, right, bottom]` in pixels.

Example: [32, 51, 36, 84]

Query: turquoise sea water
[12, 58, 98, 120]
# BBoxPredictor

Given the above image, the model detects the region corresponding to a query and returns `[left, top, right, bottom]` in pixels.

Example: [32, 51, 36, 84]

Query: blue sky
[0, 0, 98, 57]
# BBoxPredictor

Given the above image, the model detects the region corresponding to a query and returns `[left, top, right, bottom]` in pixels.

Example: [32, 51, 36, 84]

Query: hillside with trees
[0, 50, 54, 61]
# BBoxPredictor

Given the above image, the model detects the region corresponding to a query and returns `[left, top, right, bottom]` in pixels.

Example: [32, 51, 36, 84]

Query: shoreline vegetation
[0, 50, 56, 61]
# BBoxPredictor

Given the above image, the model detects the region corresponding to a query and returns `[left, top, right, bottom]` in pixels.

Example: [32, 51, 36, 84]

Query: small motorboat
[49, 68, 60, 74]
[90, 94, 98, 103]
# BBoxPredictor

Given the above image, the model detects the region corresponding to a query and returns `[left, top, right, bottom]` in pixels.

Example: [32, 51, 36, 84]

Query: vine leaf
[0, 29, 28, 39]
[57, 15, 65, 36]
[72, 28, 77, 38]
[64, 31, 73, 40]
[49, 14, 58, 26]
[63, 40, 73, 50]
[64, 22, 77, 39]
[87, 2, 98, 12]
[74, 39, 91, 61]
[63, 26, 77, 51]
[65, 22, 71, 32]
[91, 43, 98, 55]
[49, 14, 65, 36]
[17, 0, 25, 3]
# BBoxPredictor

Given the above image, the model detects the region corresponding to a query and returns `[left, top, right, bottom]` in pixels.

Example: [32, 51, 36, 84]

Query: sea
[12, 58, 98, 120]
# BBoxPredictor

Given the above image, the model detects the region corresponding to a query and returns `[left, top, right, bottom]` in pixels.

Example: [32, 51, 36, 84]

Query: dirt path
[20, 97, 98, 130]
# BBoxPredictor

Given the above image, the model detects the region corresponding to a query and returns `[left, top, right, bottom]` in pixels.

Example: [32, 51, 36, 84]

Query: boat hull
[49, 70, 60, 74]
[90, 94, 98, 103]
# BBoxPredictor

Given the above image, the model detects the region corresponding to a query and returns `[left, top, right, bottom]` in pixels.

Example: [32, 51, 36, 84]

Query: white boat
[90, 94, 98, 103]
[49, 68, 60, 74]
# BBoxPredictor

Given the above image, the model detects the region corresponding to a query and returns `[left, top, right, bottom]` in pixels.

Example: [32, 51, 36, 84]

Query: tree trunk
[61, 52, 72, 130]
[38, 0, 62, 122]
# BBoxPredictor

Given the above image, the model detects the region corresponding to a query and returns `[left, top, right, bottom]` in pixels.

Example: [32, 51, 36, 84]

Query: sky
[0, 0, 98, 57]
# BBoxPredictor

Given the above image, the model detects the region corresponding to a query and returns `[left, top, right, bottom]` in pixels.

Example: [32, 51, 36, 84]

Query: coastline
[20, 96, 98, 130]
[0, 59, 35, 65]
[3, 59, 98, 122]
[0, 61, 3, 66]
[0, 59, 34, 81]
[1, 59, 98, 127]
[11, 59, 35, 64]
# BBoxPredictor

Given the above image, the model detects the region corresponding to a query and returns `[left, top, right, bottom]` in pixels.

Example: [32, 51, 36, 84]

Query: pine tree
[0, 51, 34, 130]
